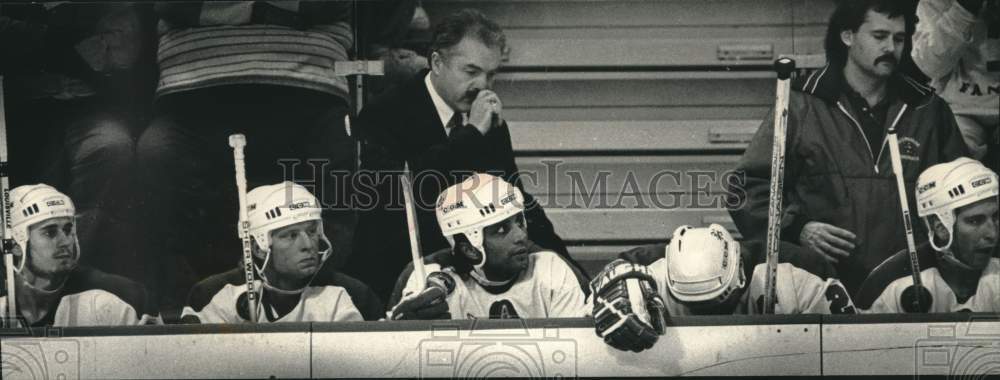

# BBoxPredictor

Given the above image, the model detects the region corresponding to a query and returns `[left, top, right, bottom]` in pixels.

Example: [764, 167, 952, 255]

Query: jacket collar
[794, 64, 935, 107]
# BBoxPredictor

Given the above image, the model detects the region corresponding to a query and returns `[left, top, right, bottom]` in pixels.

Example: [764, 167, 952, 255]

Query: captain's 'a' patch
[489, 300, 521, 319]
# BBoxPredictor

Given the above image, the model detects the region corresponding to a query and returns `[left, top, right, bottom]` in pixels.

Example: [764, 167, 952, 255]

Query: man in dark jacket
[728, 0, 969, 296]
[348, 9, 587, 300]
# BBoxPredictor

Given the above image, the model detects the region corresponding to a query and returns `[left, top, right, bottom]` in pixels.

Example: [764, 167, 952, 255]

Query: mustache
[874, 54, 897, 65]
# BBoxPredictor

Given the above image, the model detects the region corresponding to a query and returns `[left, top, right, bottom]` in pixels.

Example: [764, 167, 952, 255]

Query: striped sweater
[155, 1, 352, 99]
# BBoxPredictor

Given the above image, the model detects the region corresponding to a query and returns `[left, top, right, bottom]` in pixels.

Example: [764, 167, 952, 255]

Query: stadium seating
[422, 0, 836, 275]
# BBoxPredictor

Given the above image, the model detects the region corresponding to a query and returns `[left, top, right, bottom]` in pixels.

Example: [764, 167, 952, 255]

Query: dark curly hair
[824, 0, 918, 68]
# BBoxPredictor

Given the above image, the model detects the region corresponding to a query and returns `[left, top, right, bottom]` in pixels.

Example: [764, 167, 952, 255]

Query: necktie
[445, 113, 462, 136]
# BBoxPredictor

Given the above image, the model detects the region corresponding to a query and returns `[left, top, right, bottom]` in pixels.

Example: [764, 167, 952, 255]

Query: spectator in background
[348, 9, 589, 301]
[356, 0, 432, 97]
[912, 0, 999, 169]
[0, 2, 155, 275]
[136, 1, 356, 320]
[728, 0, 969, 296]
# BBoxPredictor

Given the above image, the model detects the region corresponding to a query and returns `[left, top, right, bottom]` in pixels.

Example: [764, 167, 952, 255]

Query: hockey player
[181, 182, 383, 323]
[389, 173, 586, 320]
[857, 158, 999, 313]
[590, 224, 856, 352]
[0, 184, 160, 327]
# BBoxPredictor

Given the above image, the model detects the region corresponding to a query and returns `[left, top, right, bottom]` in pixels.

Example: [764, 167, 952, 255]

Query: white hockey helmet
[665, 224, 745, 304]
[246, 182, 330, 259]
[436, 173, 525, 268]
[10, 184, 79, 272]
[916, 157, 998, 251]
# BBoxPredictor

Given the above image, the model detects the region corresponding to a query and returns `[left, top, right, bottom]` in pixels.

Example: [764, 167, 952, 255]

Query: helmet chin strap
[469, 268, 514, 288]
[19, 273, 67, 295]
[938, 251, 978, 272]
[925, 216, 978, 272]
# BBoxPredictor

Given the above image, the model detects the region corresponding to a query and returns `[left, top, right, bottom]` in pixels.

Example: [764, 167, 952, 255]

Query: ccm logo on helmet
[441, 201, 465, 214]
[500, 193, 517, 206]
[971, 177, 993, 188]
[46, 200, 66, 207]
[287, 201, 313, 210]
[917, 181, 936, 194]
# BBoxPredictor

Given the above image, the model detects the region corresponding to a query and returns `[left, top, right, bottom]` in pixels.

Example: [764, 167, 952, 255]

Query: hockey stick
[229, 134, 259, 323]
[762, 58, 795, 314]
[0, 77, 16, 328]
[400, 162, 427, 291]
[886, 107, 932, 313]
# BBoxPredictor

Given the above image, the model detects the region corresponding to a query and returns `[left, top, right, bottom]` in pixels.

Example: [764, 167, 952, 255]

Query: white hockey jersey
[181, 268, 383, 323]
[0, 266, 160, 327]
[397, 251, 587, 319]
[857, 244, 1000, 313]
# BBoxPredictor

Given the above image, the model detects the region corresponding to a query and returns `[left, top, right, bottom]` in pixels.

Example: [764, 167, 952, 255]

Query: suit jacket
[347, 71, 586, 299]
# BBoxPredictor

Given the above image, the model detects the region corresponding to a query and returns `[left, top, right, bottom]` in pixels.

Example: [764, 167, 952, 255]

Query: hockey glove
[591, 259, 666, 353]
[390, 286, 451, 320]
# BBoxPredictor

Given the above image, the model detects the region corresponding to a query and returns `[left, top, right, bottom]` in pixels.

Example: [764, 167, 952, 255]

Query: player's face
[269, 220, 323, 282]
[842, 10, 905, 79]
[430, 36, 501, 113]
[950, 199, 999, 271]
[482, 213, 531, 279]
[25, 217, 79, 278]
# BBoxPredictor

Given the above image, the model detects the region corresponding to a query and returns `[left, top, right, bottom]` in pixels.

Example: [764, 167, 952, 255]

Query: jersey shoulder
[311, 271, 385, 321]
[530, 251, 585, 292]
[64, 266, 158, 317]
[186, 268, 246, 312]
[530, 251, 576, 278]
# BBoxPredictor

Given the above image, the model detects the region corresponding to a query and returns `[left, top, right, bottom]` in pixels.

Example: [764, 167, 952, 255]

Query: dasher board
[2, 314, 997, 378]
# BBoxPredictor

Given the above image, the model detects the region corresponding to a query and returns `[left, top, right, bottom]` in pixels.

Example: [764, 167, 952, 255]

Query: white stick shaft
[4, 254, 14, 327]
[763, 72, 792, 314]
[0, 76, 16, 327]
[400, 163, 427, 290]
[886, 106, 922, 292]
[229, 134, 258, 323]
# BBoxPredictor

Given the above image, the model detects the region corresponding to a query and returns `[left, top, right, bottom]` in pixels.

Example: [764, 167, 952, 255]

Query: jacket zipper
[836, 102, 879, 174]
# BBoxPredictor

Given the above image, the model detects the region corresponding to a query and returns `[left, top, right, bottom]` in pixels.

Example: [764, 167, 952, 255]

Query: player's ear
[12, 244, 23, 259]
[840, 29, 854, 48]
[251, 239, 267, 261]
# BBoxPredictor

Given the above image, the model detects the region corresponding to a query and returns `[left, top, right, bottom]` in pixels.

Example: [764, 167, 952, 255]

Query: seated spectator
[589, 226, 857, 352]
[857, 158, 999, 313]
[356, 0, 431, 97]
[136, 1, 357, 319]
[389, 174, 586, 320]
[0, 2, 152, 266]
[912, 0, 999, 163]
[349, 8, 587, 301]
[0, 184, 160, 327]
[181, 182, 382, 323]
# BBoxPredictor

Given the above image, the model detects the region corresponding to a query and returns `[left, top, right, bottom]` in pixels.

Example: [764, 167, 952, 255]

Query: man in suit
[347, 8, 587, 300]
